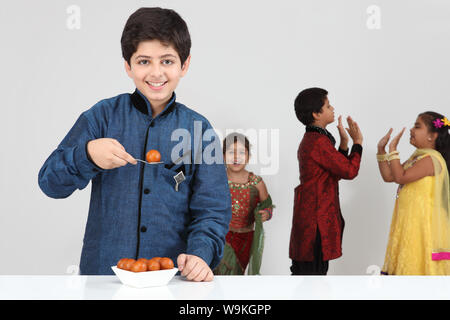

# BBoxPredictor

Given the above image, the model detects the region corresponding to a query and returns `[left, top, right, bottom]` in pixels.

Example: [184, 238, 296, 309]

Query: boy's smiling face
[125, 39, 191, 113]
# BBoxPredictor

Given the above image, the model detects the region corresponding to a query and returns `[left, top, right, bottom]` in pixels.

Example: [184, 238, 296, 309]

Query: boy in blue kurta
[38, 7, 231, 281]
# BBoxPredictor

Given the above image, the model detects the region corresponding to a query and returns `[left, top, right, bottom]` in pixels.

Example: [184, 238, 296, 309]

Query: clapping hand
[388, 128, 406, 152]
[337, 116, 349, 149]
[377, 128, 393, 154]
[338, 116, 363, 145]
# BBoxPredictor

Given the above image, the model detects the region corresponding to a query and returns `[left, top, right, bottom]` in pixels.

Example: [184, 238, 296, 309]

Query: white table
[1, 275, 450, 300]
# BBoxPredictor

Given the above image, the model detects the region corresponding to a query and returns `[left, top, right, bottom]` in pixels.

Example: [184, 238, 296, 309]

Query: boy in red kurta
[289, 88, 363, 275]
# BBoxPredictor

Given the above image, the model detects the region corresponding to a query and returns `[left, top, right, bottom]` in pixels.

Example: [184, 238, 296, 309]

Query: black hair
[419, 111, 450, 173]
[222, 132, 251, 156]
[121, 7, 191, 66]
[294, 87, 328, 126]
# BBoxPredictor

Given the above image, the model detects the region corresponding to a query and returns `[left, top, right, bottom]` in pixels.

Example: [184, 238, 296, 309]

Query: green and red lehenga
[214, 172, 274, 275]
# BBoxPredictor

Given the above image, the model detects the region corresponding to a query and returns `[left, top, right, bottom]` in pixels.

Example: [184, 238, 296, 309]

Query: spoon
[135, 159, 164, 165]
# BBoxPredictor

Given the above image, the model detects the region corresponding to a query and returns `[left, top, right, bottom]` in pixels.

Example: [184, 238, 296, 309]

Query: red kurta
[289, 131, 362, 262]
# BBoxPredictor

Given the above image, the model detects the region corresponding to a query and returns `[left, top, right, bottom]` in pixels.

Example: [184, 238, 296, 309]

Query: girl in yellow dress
[377, 111, 450, 275]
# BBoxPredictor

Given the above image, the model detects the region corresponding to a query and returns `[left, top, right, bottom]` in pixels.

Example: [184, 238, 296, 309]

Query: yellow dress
[382, 150, 450, 275]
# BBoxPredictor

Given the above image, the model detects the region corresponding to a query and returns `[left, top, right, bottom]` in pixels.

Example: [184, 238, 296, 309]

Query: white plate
[111, 266, 178, 288]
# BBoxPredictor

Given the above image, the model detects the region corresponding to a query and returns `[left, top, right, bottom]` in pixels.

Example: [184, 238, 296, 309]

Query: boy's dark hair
[223, 132, 251, 156]
[419, 111, 450, 173]
[294, 87, 328, 126]
[121, 7, 191, 66]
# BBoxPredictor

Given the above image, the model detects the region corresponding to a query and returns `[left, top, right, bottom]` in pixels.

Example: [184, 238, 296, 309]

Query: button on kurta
[140, 226, 147, 232]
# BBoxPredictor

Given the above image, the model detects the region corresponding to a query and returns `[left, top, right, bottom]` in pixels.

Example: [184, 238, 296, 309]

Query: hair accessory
[434, 117, 450, 129]
[442, 117, 450, 127]
[433, 118, 444, 128]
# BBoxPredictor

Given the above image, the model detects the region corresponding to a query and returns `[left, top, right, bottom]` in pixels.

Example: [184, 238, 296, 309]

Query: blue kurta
[38, 89, 231, 275]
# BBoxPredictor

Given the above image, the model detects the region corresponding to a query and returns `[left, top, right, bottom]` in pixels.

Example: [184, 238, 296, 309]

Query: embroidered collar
[306, 125, 336, 146]
[228, 172, 261, 189]
[130, 89, 177, 118]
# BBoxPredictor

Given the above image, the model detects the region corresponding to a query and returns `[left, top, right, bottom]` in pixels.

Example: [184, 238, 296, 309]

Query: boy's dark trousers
[290, 229, 329, 275]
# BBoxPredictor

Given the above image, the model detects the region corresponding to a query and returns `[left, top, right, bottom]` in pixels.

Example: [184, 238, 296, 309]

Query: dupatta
[213, 195, 274, 275]
[411, 149, 450, 260]
[248, 195, 274, 275]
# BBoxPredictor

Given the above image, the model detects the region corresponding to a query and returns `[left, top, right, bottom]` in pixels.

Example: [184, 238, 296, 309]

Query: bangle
[388, 155, 400, 161]
[387, 151, 400, 162]
[377, 153, 388, 162]
[261, 207, 273, 221]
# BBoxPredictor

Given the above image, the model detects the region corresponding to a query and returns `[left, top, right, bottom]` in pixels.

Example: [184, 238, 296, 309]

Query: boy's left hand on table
[177, 254, 214, 282]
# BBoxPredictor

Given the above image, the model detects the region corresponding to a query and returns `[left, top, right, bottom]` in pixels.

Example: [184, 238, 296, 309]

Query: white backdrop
[1, 0, 449, 275]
